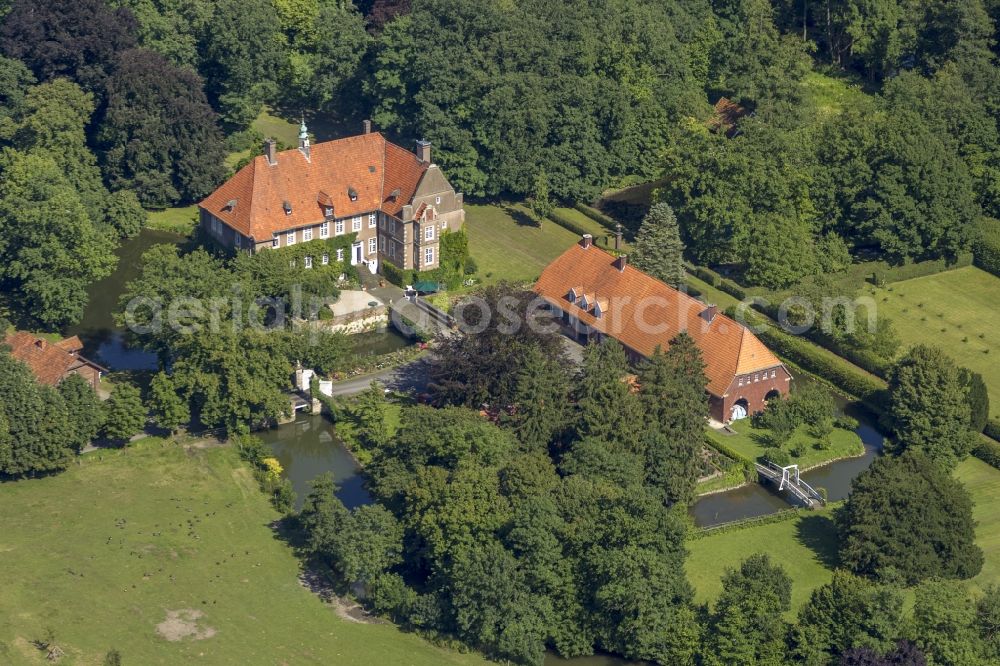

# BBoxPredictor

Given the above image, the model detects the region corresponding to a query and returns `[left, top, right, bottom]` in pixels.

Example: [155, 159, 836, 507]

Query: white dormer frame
[567, 287, 580, 302]
[594, 301, 604, 318]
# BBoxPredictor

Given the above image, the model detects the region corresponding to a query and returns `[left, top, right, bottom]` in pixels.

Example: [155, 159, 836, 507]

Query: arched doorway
[730, 398, 749, 421]
[764, 389, 781, 404]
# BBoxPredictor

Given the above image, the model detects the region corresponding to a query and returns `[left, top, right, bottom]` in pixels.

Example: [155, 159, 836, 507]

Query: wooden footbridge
[755, 460, 826, 509]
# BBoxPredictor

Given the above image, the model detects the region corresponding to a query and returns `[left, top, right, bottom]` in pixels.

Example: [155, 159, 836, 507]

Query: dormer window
[348, 187, 358, 202]
[389, 188, 401, 201]
[580, 294, 592, 310]
[225, 199, 237, 211]
[283, 200, 292, 215]
[324, 206, 333, 218]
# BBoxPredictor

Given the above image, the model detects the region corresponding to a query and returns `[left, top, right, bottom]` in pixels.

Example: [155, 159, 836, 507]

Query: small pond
[689, 401, 885, 528]
[67, 228, 185, 371]
[349, 325, 413, 357]
[257, 413, 371, 510]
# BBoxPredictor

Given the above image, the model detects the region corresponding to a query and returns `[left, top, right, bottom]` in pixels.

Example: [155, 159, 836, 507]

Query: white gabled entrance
[351, 242, 363, 265]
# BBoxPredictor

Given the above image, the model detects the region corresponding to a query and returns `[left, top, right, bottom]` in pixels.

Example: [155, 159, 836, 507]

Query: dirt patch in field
[298, 570, 382, 625]
[155, 609, 217, 641]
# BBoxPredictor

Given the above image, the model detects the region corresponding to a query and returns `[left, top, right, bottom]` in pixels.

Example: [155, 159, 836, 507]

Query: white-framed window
[290, 259, 296, 268]
[234, 234, 241, 249]
[304, 256, 313, 269]
[368, 237, 377, 255]
[320, 221, 329, 238]
[738, 377, 743, 387]
[323, 206, 333, 218]
[388, 241, 395, 258]
[424, 247, 434, 265]
[424, 225, 435, 241]
[379, 235, 386, 252]
[272, 235, 279, 249]
[754, 373, 759, 383]
[336, 248, 344, 262]
[321, 253, 329, 265]
[303, 227, 313, 242]
[352, 217, 362, 232]
[286, 230, 296, 246]
[771, 370, 776, 379]
[390, 220, 396, 234]
[369, 213, 377, 228]
[435, 196, 441, 205]
[335, 219, 345, 235]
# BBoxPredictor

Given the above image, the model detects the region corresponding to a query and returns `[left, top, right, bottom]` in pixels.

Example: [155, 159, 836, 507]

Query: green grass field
[873, 266, 1000, 418]
[686, 507, 839, 614]
[688, 456, 1000, 614]
[147, 205, 199, 235]
[465, 203, 579, 284]
[0, 439, 486, 665]
[707, 420, 864, 471]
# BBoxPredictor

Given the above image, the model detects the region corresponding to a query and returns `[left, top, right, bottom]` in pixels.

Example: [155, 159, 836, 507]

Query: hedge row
[732, 307, 890, 414]
[547, 208, 594, 237]
[690, 507, 803, 539]
[973, 217, 1000, 278]
[872, 252, 974, 285]
[986, 419, 1000, 443]
[380, 260, 409, 287]
[573, 202, 619, 231]
[973, 435, 1000, 470]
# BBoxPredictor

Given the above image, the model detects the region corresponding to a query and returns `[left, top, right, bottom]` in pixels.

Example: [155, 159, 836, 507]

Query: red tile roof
[533, 242, 783, 396]
[3, 332, 100, 386]
[199, 133, 429, 241]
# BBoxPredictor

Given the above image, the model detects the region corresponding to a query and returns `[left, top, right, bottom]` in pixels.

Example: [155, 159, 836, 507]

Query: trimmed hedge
[547, 208, 594, 237]
[692, 266, 720, 287]
[718, 278, 747, 300]
[380, 260, 410, 287]
[973, 436, 1000, 470]
[573, 202, 619, 231]
[973, 217, 1000, 278]
[986, 418, 1000, 443]
[871, 252, 974, 285]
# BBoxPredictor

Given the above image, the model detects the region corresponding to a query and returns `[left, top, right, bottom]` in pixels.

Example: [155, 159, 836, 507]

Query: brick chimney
[416, 139, 431, 163]
[614, 223, 623, 251]
[363, 119, 372, 134]
[614, 254, 628, 272]
[264, 138, 277, 166]
[580, 234, 593, 249]
[701, 305, 718, 323]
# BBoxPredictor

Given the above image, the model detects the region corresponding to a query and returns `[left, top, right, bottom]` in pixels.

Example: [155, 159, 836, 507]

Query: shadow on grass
[502, 204, 541, 228]
[795, 513, 840, 570]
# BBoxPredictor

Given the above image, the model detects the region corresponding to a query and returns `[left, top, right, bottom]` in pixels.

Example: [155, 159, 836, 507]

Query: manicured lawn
[688, 456, 1000, 614]
[707, 420, 865, 471]
[872, 266, 1000, 417]
[147, 205, 199, 235]
[686, 507, 840, 614]
[254, 107, 300, 146]
[465, 203, 580, 284]
[957, 455, 1000, 590]
[550, 206, 628, 251]
[0, 439, 486, 665]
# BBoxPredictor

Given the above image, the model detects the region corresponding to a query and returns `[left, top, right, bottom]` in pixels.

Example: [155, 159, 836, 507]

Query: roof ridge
[379, 133, 386, 207]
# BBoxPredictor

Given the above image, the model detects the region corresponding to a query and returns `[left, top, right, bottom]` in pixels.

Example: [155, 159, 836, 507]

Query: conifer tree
[632, 203, 686, 287]
[889, 345, 974, 468]
[504, 345, 571, 451]
[637, 334, 707, 504]
[574, 338, 641, 450]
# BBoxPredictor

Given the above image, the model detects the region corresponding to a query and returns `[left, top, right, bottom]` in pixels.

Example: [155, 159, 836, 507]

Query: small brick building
[534, 236, 791, 423]
[3, 332, 106, 389]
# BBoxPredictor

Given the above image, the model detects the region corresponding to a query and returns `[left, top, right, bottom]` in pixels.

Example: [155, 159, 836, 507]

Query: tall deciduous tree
[789, 570, 905, 664]
[148, 372, 190, 434]
[58, 374, 104, 452]
[102, 189, 147, 240]
[960, 368, 991, 433]
[199, 0, 284, 127]
[745, 212, 817, 289]
[912, 578, 986, 666]
[888, 345, 974, 467]
[0, 350, 74, 475]
[632, 203, 686, 288]
[0, 0, 137, 93]
[0, 150, 116, 327]
[101, 383, 146, 443]
[706, 554, 791, 666]
[837, 451, 983, 584]
[98, 48, 226, 207]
